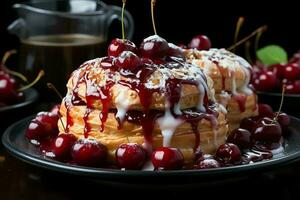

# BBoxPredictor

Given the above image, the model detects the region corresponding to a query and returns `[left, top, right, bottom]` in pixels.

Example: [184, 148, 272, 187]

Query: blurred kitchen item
[8, 0, 134, 98]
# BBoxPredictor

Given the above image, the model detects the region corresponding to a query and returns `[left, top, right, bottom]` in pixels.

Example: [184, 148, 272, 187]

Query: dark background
[0, 0, 299, 59]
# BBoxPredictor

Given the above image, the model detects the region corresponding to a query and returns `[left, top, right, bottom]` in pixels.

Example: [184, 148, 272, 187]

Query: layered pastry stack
[57, 36, 228, 165]
[184, 48, 258, 132]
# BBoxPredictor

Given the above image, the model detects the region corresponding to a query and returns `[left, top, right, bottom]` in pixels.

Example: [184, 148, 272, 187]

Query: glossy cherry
[107, 38, 138, 57]
[215, 143, 241, 164]
[258, 103, 273, 118]
[240, 116, 259, 133]
[285, 80, 300, 94]
[50, 133, 77, 160]
[167, 43, 184, 58]
[227, 128, 252, 149]
[188, 34, 211, 50]
[272, 112, 290, 133]
[139, 35, 169, 59]
[151, 147, 184, 170]
[195, 157, 220, 169]
[289, 52, 300, 64]
[50, 104, 61, 116]
[115, 143, 147, 170]
[71, 139, 107, 167]
[252, 117, 282, 143]
[0, 73, 24, 104]
[283, 63, 300, 80]
[115, 51, 142, 71]
[25, 112, 59, 142]
[252, 70, 277, 91]
[269, 63, 285, 80]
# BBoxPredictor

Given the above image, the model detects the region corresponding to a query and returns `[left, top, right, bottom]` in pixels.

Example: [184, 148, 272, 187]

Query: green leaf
[256, 45, 288, 66]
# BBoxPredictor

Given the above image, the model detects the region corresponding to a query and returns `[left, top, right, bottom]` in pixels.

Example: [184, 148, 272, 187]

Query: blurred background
[1, 0, 299, 57]
[0, 0, 299, 100]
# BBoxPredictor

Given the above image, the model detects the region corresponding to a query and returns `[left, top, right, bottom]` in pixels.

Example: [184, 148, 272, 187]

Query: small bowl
[0, 88, 38, 133]
[257, 91, 300, 117]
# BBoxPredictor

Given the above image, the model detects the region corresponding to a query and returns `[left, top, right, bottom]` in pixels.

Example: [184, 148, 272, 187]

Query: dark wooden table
[1, 144, 300, 200]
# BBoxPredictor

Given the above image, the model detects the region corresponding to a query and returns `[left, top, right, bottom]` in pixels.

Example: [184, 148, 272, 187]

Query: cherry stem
[255, 30, 263, 54]
[1, 50, 28, 82]
[245, 41, 252, 63]
[18, 70, 44, 91]
[232, 17, 245, 53]
[273, 84, 286, 123]
[228, 25, 268, 51]
[47, 83, 63, 100]
[59, 117, 67, 133]
[151, 0, 157, 35]
[126, 137, 130, 143]
[121, 0, 126, 40]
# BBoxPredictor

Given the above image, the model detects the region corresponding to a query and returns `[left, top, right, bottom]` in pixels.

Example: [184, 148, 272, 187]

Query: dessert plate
[0, 88, 38, 112]
[257, 91, 300, 117]
[2, 115, 300, 181]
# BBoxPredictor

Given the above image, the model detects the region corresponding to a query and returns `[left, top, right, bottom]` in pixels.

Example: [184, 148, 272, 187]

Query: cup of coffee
[8, 0, 134, 98]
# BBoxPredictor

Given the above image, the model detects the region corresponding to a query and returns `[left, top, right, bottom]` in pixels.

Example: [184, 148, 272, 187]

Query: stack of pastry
[184, 48, 258, 132]
[58, 53, 228, 165]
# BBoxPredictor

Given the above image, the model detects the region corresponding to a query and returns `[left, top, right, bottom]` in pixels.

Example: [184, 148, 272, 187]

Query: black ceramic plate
[256, 91, 300, 117]
[2, 115, 300, 182]
[0, 88, 38, 112]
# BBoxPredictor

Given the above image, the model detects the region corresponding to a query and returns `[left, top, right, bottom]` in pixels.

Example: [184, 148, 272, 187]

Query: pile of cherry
[252, 52, 300, 94]
[25, 103, 291, 171]
[25, 35, 290, 170]
[0, 62, 25, 107]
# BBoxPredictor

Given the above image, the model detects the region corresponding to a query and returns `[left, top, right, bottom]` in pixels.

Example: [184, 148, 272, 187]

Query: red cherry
[272, 112, 290, 133]
[285, 80, 300, 94]
[283, 63, 300, 80]
[100, 56, 118, 71]
[35, 112, 59, 134]
[139, 35, 169, 59]
[115, 143, 147, 170]
[253, 117, 282, 143]
[227, 128, 252, 149]
[50, 133, 77, 161]
[25, 112, 59, 143]
[167, 43, 184, 58]
[252, 70, 277, 91]
[195, 157, 220, 169]
[141, 57, 154, 65]
[115, 51, 142, 71]
[26, 120, 48, 143]
[188, 35, 211, 50]
[240, 116, 260, 133]
[0, 73, 24, 104]
[258, 103, 273, 118]
[107, 38, 138, 57]
[215, 143, 242, 164]
[269, 63, 285, 80]
[289, 52, 300, 64]
[71, 139, 107, 167]
[50, 104, 61, 116]
[151, 147, 184, 170]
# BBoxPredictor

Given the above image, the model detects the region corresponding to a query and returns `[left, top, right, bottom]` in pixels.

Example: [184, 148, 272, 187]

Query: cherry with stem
[228, 25, 268, 51]
[1, 50, 28, 82]
[232, 17, 244, 53]
[47, 82, 66, 133]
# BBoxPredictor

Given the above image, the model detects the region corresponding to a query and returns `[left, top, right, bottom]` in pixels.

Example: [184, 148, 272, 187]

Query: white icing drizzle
[156, 102, 183, 147]
[190, 48, 253, 95]
[115, 87, 131, 122]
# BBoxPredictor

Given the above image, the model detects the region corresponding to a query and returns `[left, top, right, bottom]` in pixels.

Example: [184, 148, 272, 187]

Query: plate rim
[0, 88, 39, 112]
[256, 91, 300, 98]
[2, 115, 300, 178]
